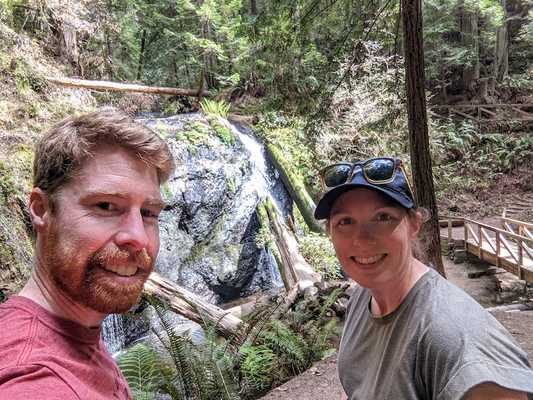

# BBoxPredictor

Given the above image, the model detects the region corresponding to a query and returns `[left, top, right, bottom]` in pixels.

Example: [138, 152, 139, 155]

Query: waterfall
[230, 123, 285, 288]
[101, 114, 290, 353]
[102, 314, 126, 355]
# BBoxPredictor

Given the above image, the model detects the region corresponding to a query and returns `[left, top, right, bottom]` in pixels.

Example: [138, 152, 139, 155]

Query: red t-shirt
[0, 296, 132, 399]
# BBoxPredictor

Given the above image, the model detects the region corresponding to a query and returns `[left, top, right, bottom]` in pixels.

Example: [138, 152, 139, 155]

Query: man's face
[39, 146, 164, 314]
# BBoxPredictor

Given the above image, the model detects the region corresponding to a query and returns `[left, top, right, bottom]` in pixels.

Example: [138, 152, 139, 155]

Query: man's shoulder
[0, 297, 37, 348]
[0, 363, 79, 399]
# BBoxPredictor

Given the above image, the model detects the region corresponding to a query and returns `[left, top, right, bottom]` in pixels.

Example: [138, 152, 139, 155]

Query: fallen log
[143, 271, 242, 337]
[265, 143, 324, 233]
[46, 77, 211, 97]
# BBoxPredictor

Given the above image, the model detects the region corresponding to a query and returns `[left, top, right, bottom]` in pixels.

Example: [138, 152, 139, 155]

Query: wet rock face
[141, 113, 281, 304]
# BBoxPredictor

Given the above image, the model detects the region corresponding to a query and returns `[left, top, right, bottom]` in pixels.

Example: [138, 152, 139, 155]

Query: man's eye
[96, 202, 117, 211]
[141, 209, 160, 219]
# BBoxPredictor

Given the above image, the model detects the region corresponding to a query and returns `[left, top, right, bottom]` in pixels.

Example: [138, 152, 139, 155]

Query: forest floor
[259, 256, 533, 400]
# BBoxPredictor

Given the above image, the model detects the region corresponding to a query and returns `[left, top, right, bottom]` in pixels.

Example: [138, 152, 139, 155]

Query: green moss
[154, 122, 170, 139]
[213, 123, 235, 145]
[161, 182, 172, 202]
[13, 59, 47, 94]
[0, 160, 16, 201]
[266, 143, 323, 233]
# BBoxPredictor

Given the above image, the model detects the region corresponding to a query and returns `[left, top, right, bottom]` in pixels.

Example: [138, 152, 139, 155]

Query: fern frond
[117, 343, 160, 400]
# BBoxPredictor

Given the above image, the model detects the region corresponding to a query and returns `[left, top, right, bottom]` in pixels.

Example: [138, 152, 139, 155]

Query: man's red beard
[42, 223, 153, 314]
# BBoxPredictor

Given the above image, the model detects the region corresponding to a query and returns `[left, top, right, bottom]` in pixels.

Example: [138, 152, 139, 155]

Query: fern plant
[200, 99, 231, 118]
[117, 343, 162, 400]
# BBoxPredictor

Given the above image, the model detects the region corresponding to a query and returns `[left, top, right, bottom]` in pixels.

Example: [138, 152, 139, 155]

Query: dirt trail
[260, 257, 533, 400]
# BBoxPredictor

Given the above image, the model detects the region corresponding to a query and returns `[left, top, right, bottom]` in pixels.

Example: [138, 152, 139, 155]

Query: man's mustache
[90, 247, 152, 270]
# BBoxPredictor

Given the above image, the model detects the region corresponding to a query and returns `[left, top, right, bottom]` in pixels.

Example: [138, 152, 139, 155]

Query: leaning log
[45, 77, 211, 97]
[263, 196, 322, 291]
[265, 143, 324, 233]
[143, 271, 242, 337]
[256, 199, 296, 290]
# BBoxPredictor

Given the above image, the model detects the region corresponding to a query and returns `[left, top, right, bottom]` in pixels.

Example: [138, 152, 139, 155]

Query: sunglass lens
[323, 164, 352, 188]
[364, 159, 395, 181]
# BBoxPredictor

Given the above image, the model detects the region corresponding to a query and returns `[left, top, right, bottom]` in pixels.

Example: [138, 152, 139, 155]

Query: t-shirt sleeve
[0, 364, 80, 400]
[418, 309, 533, 400]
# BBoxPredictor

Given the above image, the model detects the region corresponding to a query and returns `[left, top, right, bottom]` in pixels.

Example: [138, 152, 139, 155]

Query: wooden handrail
[466, 222, 480, 244]
[481, 228, 497, 253]
[500, 235, 519, 264]
[463, 217, 533, 245]
[430, 103, 533, 109]
[500, 216, 533, 230]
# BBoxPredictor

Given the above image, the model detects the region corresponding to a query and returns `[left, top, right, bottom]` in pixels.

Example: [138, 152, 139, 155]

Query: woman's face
[328, 188, 421, 289]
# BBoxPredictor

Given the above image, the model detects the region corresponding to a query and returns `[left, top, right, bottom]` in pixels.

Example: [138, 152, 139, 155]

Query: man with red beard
[0, 110, 174, 399]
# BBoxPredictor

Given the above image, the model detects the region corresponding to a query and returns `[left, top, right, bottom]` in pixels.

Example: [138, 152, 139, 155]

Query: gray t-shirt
[338, 268, 533, 400]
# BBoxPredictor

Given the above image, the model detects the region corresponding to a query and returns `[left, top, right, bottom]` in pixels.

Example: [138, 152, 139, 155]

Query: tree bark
[459, 5, 480, 91]
[45, 77, 211, 97]
[494, 0, 509, 82]
[401, 0, 446, 277]
[261, 197, 322, 291]
[143, 272, 242, 337]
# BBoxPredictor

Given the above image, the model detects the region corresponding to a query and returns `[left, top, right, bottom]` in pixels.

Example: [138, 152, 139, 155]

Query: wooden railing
[501, 216, 533, 240]
[430, 103, 533, 123]
[441, 216, 533, 283]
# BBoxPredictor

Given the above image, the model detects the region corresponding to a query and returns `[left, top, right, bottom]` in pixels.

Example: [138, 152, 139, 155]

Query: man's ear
[29, 188, 52, 232]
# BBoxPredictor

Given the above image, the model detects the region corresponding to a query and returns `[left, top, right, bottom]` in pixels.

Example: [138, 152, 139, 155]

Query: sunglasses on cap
[320, 157, 414, 197]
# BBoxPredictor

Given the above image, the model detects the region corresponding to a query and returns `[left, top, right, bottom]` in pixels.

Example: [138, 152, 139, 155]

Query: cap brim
[314, 182, 414, 220]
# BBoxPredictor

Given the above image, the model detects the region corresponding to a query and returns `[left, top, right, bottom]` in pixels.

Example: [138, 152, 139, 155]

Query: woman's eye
[338, 217, 353, 226]
[375, 213, 393, 222]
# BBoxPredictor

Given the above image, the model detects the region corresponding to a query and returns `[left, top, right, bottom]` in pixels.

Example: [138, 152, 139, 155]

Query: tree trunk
[459, 6, 480, 91]
[250, 0, 258, 15]
[143, 272, 242, 337]
[401, 0, 446, 277]
[59, 23, 80, 74]
[494, 0, 509, 82]
[45, 77, 211, 97]
[136, 29, 147, 81]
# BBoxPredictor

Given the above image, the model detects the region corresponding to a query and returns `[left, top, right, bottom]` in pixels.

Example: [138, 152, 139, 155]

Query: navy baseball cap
[314, 160, 415, 220]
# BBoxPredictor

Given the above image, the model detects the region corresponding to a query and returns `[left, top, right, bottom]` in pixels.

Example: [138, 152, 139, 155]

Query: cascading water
[102, 314, 125, 354]
[102, 113, 290, 353]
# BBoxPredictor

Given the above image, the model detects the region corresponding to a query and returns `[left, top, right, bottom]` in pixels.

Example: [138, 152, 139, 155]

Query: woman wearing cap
[314, 158, 533, 400]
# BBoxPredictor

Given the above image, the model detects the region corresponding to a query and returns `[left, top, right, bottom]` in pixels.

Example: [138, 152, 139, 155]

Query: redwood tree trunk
[459, 5, 480, 91]
[494, 0, 509, 82]
[401, 0, 446, 277]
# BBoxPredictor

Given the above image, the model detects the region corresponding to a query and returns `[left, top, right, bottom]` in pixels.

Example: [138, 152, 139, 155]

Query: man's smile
[101, 264, 138, 277]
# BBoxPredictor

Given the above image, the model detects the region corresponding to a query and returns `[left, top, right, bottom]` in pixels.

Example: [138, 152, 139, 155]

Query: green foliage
[117, 344, 161, 400]
[430, 119, 533, 195]
[0, 160, 16, 201]
[299, 233, 343, 280]
[259, 320, 307, 373]
[201, 99, 231, 118]
[213, 121, 236, 145]
[240, 345, 277, 392]
[118, 285, 346, 399]
[256, 114, 318, 196]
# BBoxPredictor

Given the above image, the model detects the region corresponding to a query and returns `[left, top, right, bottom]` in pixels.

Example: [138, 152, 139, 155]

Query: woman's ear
[408, 210, 423, 239]
[29, 188, 52, 232]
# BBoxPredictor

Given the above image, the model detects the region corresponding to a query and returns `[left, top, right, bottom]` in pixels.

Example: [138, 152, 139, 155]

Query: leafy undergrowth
[118, 288, 347, 400]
